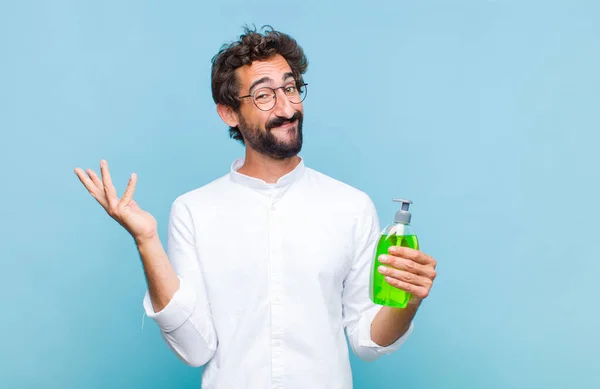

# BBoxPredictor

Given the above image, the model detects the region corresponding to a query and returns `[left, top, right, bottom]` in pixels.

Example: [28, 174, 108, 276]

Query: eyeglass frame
[238, 82, 308, 111]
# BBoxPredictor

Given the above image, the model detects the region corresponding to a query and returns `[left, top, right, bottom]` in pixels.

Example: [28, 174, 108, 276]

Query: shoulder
[303, 167, 380, 240]
[171, 173, 232, 210]
[303, 167, 376, 213]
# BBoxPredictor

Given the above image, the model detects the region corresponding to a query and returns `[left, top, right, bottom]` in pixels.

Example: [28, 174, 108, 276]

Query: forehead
[236, 54, 294, 90]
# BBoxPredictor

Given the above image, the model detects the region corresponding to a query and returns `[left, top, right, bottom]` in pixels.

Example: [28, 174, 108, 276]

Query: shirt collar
[229, 156, 306, 191]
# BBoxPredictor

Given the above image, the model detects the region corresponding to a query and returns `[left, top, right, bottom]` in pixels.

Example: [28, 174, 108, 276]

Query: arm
[372, 244, 437, 346]
[74, 160, 217, 366]
[141, 199, 218, 367]
[136, 234, 179, 313]
[371, 302, 420, 347]
[341, 194, 414, 362]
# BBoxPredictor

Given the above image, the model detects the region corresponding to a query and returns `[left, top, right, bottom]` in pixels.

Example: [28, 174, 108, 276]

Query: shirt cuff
[142, 276, 196, 333]
[357, 305, 414, 353]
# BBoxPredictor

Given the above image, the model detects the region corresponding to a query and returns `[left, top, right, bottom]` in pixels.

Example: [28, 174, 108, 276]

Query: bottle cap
[393, 198, 412, 225]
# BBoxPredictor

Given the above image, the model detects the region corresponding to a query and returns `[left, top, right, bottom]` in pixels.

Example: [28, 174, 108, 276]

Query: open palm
[74, 160, 157, 243]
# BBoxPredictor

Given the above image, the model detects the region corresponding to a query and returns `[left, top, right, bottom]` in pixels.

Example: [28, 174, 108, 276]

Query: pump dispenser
[369, 199, 419, 308]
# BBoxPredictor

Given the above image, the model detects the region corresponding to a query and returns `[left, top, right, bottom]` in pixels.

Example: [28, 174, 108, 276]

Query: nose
[272, 88, 298, 119]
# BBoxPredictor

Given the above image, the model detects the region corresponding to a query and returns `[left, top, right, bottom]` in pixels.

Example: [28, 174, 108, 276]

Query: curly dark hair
[211, 25, 309, 144]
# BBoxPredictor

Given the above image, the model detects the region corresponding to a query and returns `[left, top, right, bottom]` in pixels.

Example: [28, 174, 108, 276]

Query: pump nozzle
[392, 198, 412, 224]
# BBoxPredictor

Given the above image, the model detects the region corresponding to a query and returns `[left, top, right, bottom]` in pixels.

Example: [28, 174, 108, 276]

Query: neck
[237, 146, 301, 184]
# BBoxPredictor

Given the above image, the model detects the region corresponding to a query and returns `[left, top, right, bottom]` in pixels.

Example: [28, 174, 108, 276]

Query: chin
[273, 128, 297, 141]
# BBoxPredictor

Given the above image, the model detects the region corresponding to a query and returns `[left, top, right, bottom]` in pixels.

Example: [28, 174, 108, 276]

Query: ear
[216, 104, 240, 128]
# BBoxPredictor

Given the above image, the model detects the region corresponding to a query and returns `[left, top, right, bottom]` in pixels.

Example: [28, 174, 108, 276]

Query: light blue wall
[1, 1, 598, 388]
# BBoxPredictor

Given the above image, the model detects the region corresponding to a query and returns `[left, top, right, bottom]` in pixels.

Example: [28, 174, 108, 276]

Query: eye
[255, 91, 272, 102]
[285, 85, 297, 94]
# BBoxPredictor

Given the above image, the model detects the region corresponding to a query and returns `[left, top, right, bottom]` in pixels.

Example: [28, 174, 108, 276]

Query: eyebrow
[248, 72, 296, 93]
[248, 77, 271, 93]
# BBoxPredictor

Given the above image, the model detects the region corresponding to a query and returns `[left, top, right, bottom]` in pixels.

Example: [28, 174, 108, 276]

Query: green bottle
[370, 199, 419, 309]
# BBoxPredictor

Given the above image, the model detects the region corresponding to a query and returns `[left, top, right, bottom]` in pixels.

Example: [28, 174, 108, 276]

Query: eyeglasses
[238, 82, 308, 111]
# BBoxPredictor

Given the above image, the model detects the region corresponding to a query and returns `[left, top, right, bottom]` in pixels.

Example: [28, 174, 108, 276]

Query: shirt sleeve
[342, 193, 414, 362]
[142, 198, 218, 367]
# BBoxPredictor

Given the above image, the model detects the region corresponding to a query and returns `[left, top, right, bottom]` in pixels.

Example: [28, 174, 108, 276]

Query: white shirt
[143, 157, 413, 389]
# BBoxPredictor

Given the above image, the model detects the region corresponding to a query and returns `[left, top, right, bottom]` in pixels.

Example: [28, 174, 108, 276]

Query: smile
[271, 121, 296, 131]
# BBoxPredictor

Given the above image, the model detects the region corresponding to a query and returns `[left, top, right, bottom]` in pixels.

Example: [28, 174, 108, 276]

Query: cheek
[239, 107, 266, 129]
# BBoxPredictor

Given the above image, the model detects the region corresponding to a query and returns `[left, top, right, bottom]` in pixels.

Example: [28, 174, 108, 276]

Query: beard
[238, 111, 303, 160]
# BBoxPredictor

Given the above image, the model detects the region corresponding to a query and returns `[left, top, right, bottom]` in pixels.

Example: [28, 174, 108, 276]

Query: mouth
[270, 121, 297, 131]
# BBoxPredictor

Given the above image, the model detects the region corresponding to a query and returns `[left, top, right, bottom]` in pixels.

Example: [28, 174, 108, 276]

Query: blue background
[1, 0, 599, 388]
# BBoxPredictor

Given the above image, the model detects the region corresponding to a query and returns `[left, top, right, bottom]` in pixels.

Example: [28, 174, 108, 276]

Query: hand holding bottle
[377, 246, 437, 304]
[370, 199, 437, 308]
[73, 160, 158, 244]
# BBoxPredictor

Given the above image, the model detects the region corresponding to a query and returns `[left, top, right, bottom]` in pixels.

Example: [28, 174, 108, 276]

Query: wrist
[407, 296, 423, 308]
[135, 232, 159, 248]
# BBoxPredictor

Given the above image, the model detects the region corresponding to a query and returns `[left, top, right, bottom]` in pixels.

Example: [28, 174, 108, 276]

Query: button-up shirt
[143, 157, 413, 389]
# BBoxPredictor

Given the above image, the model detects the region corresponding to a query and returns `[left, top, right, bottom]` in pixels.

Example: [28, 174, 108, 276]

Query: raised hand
[74, 160, 158, 243]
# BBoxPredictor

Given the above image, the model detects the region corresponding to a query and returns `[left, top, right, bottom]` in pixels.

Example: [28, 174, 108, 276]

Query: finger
[378, 265, 433, 289]
[379, 254, 436, 279]
[100, 160, 119, 209]
[74, 167, 96, 193]
[388, 246, 436, 266]
[119, 173, 137, 207]
[74, 168, 108, 208]
[85, 169, 109, 208]
[86, 169, 103, 191]
[384, 276, 430, 300]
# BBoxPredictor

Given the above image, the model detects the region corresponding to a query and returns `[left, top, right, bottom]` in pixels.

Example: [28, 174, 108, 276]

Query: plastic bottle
[370, 199, 419, 309]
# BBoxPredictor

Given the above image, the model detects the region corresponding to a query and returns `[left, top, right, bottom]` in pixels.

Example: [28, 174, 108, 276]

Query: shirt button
[274, 340, 282, 347]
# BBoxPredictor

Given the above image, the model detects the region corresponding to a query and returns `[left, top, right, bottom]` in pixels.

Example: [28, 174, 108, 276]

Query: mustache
[266, 111, 302, 131]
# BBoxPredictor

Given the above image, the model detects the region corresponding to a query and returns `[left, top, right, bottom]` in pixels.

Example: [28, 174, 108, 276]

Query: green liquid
[372, 234, 419, 308]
